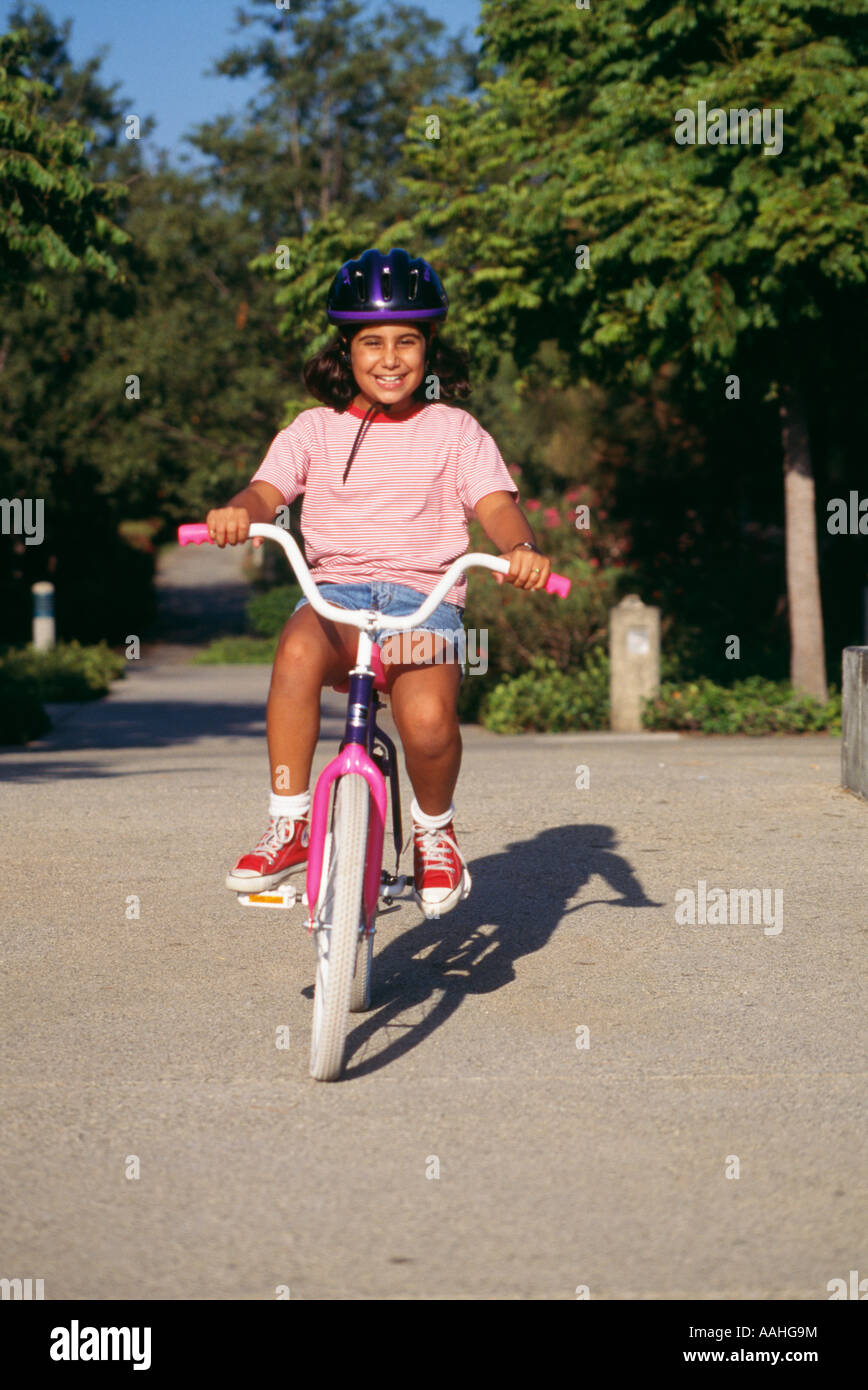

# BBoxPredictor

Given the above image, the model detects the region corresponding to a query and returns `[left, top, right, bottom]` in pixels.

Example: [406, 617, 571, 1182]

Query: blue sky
[8, 0, 482, 158]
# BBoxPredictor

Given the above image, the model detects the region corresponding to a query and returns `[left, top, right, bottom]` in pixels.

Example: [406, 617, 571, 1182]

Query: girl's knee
[273, 614, 330, 686]
[395, 691, 459, 754]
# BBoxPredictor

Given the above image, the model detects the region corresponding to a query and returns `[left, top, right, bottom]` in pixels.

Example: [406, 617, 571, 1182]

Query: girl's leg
[385, 658, 462, 816]
[228, 604, 363, 893]
[266, 604, 358, 794]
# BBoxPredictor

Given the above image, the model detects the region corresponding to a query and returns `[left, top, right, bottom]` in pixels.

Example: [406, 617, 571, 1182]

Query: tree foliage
[0, 23, 127, 302]
[380, 0, 868, 387]
[192, 0, 476, 244]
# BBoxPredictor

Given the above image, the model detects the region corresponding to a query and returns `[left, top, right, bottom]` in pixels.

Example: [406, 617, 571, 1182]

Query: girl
[207, 247, 551, 918]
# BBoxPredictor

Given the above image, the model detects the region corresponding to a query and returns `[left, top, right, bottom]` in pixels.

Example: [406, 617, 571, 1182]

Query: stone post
[842, 646, 868, 800]
[609, 594, 660, 732]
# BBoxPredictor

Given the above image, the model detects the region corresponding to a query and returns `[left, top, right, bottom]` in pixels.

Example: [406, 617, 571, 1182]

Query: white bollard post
[609, 594, 660, 732]
[32, 581, 55, 651]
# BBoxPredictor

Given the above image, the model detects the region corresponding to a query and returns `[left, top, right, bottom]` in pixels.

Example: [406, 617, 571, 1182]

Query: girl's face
[347, 323, 428, 409]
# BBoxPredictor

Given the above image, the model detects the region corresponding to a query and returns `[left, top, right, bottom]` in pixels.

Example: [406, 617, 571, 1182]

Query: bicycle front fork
[338, 660, 405, 884]
[370, 713, 403, 881]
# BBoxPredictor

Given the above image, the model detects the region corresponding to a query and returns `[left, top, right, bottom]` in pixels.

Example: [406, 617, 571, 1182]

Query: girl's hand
[204, 506, 261, 548]
[496, 544, 552, 591]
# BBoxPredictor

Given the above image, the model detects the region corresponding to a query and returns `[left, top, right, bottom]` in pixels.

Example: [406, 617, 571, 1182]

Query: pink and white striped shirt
[250, 400, 518, 607]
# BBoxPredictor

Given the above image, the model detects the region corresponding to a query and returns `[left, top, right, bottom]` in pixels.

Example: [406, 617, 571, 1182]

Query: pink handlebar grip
[177, 523, 213, 546]
[545, 572, 571, 598]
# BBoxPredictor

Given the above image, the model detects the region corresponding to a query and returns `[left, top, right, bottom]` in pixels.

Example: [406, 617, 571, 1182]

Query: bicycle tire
[350, 926, 374, 1013]
[309, 773, 369, 1081]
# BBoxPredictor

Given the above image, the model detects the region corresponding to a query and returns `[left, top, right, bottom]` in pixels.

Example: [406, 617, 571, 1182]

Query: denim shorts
[293, 580, 465, 665]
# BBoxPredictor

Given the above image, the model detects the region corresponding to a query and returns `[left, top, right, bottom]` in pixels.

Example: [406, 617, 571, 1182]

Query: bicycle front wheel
[350, 925, 374, 1013]
[310, 773, 369, 1081]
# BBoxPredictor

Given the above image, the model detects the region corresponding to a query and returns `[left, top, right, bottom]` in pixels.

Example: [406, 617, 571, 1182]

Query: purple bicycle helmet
[327, 247, 448, 323]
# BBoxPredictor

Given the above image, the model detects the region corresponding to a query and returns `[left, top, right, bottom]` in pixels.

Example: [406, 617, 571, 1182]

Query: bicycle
[178, 521, 570, 1080]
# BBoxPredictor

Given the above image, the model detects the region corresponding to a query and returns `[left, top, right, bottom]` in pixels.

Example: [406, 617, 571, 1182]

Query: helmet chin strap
[340, 326, 429, 483]
[342, 401, 379, 484]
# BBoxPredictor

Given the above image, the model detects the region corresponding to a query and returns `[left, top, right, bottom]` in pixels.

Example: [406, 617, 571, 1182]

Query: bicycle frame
[306, 631, 387, 934]
[177, 520, 570, 935]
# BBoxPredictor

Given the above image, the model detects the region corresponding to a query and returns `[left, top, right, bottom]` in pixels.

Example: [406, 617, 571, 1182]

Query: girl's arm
[206, 481, 285, 547]
[474, 490, 552, 591]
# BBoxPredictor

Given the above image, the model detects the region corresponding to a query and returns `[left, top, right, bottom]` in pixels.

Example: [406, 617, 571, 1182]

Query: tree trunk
[319, 92, 332, 220]
[288, 99, 305, 237]
[780, 381, 827, 700]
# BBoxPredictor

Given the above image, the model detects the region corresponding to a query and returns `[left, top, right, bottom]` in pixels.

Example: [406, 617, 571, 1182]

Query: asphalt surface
[1, 544, 865, 1300]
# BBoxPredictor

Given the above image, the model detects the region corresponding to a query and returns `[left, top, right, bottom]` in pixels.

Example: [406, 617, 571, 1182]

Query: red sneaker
[412, 820, 471, 919]
[225, 816, 309, 893]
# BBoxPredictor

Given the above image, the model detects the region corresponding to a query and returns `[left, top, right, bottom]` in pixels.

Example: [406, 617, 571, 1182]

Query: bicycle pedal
[380, 874, 414, 905]
[237, 883, 309, 910]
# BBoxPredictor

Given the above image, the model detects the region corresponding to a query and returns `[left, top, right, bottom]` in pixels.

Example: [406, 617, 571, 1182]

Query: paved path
[1, 549, 865, 1300]
[148, 534, 249, 649]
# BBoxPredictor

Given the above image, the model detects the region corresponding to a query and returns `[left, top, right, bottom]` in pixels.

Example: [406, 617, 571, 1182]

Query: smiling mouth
[374, 375, 408, 386]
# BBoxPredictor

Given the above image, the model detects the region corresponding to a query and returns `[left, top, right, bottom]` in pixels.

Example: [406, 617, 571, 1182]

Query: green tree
[192, 0, 476, 248]
[381, 0, 868, 699]
[0, 7, 297, 643]
[0, 23, 126, 302]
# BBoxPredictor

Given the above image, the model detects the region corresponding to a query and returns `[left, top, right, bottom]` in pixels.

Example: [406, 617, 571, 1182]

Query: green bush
[193, 636, 278, 664]
[0, 665, 51, 744]
[195, 585, 299, 662]
[642, 676, 842, 734]
[457, 511, 622, 721]
[479, 650, 610, 733]
[246, 584, 302, 639]
[0, 641, 125, 701]
[476, 660, 842, 737]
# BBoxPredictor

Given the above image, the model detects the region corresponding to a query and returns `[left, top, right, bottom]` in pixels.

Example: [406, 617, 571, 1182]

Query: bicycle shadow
[335, 822, 664, 1079]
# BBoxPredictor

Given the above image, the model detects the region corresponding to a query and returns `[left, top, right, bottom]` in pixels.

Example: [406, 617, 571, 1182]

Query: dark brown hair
[302, 324, 472, 411]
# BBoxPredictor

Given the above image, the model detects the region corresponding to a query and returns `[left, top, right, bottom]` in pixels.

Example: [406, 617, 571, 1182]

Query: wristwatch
[513, 541, 542, 554]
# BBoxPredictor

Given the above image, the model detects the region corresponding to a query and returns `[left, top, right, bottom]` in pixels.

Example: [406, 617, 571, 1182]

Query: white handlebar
[246, 522, 508, 632]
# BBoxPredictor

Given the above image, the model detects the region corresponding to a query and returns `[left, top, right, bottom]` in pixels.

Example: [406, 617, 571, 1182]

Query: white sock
[269, 789, 311, 821]
[411, 797, 454, 832]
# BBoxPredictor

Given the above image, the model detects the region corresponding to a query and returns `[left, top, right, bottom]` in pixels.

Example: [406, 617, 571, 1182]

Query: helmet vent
[381, 266, 392, 300]
[408, 267, 419, 301]
[353, 269, 367, 302]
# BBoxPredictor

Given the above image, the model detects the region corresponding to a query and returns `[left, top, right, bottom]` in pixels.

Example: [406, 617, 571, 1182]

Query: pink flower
[543, 507, 561, 527]
[564, 488, 582, 503]
[508, 464, 522, 478]
[525, 499, 541, 511]
[589, 557, 599, 568]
